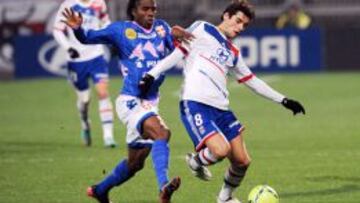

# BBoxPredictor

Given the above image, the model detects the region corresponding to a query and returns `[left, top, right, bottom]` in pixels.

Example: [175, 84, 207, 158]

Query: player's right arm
[232, 55, 305, 115]
[138, 21, 200, 96]
[61, 8, 116, 45]
[138, 47, 186, 97]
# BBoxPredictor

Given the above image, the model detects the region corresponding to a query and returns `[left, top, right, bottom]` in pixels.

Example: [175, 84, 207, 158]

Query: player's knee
[211, 144, 230, 159]
[242, 159, 251, 168]
[155, 129, 170, 140]
[162, 129, 171, 140]
[77, 89, 91, 103]
[97, 91, 109, 100]
[147, 127, 170, 141]
[128, 160, 145, 173]
[234, 157, 251, 168]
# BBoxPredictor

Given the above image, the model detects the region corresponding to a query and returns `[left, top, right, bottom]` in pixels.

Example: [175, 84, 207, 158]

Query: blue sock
[151, 139, 169, 190]
[96, 159, 131, 195]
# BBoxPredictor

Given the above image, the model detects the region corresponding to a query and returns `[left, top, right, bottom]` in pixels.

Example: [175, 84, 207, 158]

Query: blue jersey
[74, 19, 175, 100]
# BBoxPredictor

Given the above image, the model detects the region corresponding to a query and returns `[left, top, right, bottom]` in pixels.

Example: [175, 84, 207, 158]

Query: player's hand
[61, 8, 83, 29]
[171, 25, 195, 44]
[68, 47, 80, 59]
[281, 98, 305, 115]
[139, 73, 155, 97]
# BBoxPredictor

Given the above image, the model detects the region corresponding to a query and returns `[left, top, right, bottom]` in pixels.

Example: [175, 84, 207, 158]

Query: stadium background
[0, 0, 359, 202]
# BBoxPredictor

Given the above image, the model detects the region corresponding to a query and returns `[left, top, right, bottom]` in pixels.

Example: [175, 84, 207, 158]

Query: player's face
[133, 0, 157, 29]
[223, 11, 250, 39]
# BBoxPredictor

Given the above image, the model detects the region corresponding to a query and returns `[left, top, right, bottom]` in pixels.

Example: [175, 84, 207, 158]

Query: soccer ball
[248, 185, 279, 203]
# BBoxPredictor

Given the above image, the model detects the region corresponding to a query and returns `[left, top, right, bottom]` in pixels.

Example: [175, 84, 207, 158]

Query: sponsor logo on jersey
[125, 28, 137, 40]
[216, 48, 231, 64]
[138, 33, 157, 39]
[209, 47, 231, 65]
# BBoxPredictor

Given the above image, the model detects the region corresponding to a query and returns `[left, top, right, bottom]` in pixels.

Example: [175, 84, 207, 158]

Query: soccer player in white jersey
[53, 0, 116, 147]
[139, 2, 305, 203]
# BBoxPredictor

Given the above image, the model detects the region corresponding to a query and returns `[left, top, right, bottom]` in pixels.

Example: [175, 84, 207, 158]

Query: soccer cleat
[217, 196, 242, 203]
[81, 129, 92, 146]
[87, 185, 111, 203]
[185, 153, 212, 181]
[104, 137, 117, 148]
[159, 177, 181, 203]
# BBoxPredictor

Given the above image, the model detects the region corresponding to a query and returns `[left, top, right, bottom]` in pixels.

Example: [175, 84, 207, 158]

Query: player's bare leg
[186, 133, 230, 180]
[142, 115, 181, 203]
[217, 133, 251, 203]
[95, 81, 116, 147]
[76, 89, 91, 146]
[87, 147, 151, 203]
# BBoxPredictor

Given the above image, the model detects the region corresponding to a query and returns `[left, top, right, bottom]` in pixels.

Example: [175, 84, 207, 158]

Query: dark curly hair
[126, 0, 142, 20]
[221, 1, 255, 21]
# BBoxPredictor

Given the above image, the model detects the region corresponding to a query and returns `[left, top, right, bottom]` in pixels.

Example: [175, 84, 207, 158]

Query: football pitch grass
[0, 72, 359, 203]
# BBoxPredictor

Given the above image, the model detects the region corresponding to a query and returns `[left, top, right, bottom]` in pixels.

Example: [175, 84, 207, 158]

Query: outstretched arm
[233, 58, 305, 115]
[242, 75, 285, 103]
[61, 8, 114, 45]
[148, 48, 185, 78]
[53, 5, 80, 59]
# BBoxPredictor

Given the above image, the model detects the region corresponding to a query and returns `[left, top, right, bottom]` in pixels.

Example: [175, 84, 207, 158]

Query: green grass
[0, 73, 360, 203]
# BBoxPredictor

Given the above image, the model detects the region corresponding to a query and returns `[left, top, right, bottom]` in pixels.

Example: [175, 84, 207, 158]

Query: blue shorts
[67, 56, 109, 91]
[180, 100, 244, 152]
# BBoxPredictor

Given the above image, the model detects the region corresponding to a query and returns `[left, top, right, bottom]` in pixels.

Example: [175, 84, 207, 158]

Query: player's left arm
[232, 56, 305, 115]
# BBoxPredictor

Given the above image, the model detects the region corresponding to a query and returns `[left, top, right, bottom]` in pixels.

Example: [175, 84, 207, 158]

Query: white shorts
[116, 95, 159, 147]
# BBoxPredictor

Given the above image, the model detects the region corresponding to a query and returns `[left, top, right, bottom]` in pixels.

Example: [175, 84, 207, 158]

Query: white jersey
[53, 0, 110, 62]
[149, 21, 285, 110]
[180, 21, 254, 110]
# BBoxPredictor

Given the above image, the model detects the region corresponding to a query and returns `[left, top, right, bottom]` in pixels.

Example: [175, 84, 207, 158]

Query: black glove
[138, 73, 155, 97]
[281, 98, 305, 115]
[68, 47, 79, 59]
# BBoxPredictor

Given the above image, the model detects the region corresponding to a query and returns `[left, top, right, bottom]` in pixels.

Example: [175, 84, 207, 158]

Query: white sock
[198, 147, 218, 165]
[189, 155, 200, 170]
[76, 89, 90, 130]
[219, 165, 248, 200]
[99, 97, 114, 141]
[218, 184, 235, 201]
[190, 148, 218, 170]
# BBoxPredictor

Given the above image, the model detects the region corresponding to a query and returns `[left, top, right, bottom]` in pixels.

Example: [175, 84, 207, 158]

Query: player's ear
[222, 12, 230, 21]
[131, 7, 137, 19]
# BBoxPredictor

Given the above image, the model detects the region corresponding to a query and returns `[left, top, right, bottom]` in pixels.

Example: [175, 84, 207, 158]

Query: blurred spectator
[276, 0, 311, 29]
[0, 5, 35, 79]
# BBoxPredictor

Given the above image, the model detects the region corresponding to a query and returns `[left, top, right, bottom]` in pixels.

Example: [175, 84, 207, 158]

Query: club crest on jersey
[155, 25, 166, 37]
[125, 28, 137, 40]
[211, 48, 231, 64]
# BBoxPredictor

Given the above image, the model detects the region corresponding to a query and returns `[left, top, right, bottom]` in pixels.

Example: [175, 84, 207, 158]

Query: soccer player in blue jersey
[53, 0, 117, 148]
[61, 0, 192, 202]
[139, 1, 305, 203]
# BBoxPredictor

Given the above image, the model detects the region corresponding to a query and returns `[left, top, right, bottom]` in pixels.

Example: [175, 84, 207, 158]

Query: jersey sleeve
[52, 1, 72, 50]
[232, 53, 255, 83]
[174, 21, 204, 56]
[231, 53, 285, 103]
[161, 21, 175, 51]
[53, 1, 68, 31]
[148, 48, 185, 78]
[73, 22, 120, 45]
[186, 20, 203, 32]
